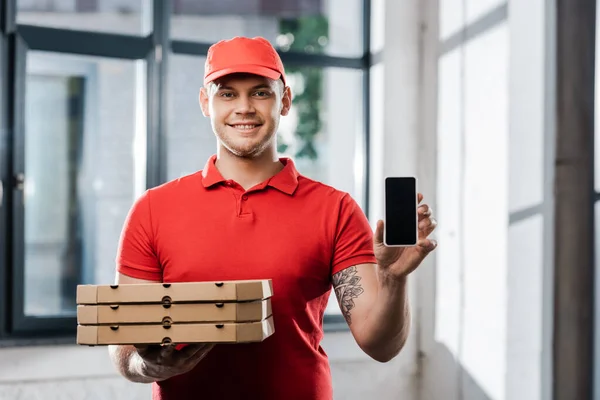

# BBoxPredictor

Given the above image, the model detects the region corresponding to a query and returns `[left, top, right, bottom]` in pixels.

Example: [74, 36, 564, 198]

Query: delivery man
[108, 36, 437, 400]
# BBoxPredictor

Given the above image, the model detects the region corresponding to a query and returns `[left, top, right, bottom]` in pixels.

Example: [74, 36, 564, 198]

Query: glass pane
[434, 49, 462, 353]
[17, 0, 152, 36]
[167, 57, 365, 316]
[167, 55, 214, 181]
[282, 67, 364, 207]
[23, 51, 146, 317]
[170, 0, 364, 57]
[440, 0, 464, 40]
[287, 67, 365, 315]
[465, 0, 504, 26]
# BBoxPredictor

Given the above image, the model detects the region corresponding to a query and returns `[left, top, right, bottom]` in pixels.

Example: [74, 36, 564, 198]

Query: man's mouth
[228, 123, 263, 132]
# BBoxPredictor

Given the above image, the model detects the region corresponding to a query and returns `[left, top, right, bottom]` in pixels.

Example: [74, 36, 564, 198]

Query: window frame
[11, 47, 101, 336]
[0, 0, 373, 342]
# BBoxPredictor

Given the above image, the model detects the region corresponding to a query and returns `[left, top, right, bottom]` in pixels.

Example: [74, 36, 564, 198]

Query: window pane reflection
[167, 55, 214, 181]
[23, 51, 145, 316]
[171, 0, 363, 57]
[17, 0, 152, 36]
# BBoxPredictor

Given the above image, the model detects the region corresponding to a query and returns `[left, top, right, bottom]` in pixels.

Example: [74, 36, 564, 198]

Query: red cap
[204, 36, 286, 87]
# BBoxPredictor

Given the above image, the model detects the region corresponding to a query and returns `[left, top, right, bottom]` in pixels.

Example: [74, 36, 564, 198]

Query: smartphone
[384, 177, 418, 247]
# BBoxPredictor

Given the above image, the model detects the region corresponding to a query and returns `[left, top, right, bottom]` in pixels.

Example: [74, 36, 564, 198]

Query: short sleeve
[116, 190, 162, 281]
[331, 194, 377, 276]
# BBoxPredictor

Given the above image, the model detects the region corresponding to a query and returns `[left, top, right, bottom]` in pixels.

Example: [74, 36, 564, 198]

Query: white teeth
[233, 125, 257, 130]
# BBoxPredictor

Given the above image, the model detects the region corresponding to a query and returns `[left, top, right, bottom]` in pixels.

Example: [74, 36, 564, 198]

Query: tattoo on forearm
[332, 266, 364, 325]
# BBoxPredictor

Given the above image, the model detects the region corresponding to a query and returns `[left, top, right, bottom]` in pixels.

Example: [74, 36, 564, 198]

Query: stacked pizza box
[76, 279, 274, 346]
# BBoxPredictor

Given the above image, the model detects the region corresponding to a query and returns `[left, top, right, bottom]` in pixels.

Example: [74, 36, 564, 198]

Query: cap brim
[204, 65, 283, 86]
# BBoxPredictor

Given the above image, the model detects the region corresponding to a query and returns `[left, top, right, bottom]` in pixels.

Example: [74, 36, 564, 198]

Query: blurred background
[0, 0, 597, 399]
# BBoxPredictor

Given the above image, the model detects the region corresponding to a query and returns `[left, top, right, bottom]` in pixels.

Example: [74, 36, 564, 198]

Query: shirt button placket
[239, 193, 250, 216]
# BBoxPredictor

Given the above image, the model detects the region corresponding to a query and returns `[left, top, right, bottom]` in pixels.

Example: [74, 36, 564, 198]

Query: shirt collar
[201, 154, 299, 195]
[201, 155, 226, 187]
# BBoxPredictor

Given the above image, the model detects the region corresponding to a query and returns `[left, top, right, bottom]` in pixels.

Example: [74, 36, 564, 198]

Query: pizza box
[76, 280, 272, 305]
[77, 315, 275, 345]
[77, 298, 271, 325]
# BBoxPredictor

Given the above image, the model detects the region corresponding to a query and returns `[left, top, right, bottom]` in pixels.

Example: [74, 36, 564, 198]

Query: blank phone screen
[385, 177, 417, 246]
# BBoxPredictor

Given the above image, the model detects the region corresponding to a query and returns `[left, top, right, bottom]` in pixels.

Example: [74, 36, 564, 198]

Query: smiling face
[200, 73, 292, 159]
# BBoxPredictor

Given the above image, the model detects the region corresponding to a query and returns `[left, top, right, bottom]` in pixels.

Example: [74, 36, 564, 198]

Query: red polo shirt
[116, 155, 376, 400]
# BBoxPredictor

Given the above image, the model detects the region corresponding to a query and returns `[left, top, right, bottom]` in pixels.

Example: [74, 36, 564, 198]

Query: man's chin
[225, 145, 264, 159]
[217, 134, 274, 159]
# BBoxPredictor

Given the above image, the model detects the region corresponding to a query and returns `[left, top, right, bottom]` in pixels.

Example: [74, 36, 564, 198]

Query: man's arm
[332, 195, 437, 363]
[332, 263, 409, 363]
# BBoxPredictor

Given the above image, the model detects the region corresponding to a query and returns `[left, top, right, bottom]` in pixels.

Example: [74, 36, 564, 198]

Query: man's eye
[254, 91, 269, 97]
[219, 92, 234, 98]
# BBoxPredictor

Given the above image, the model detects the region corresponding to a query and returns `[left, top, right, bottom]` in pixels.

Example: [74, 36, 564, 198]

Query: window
[0, 0, 370, 341]
[17, 0, 152, 36]
[24, 72, 86, 317]
[166, 54, 213, 181]
[435, 3, 510, 397]
[170, 0, 363, 57]
[22, 52, 144, 319]
[2, 1, 152, 338]
[280, 66, 365, 209]
[10, 46, 147, 335]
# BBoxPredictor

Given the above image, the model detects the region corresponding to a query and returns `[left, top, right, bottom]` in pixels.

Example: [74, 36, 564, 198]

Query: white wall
[366, 0, 427, 399]
[419, 1, 553, 400]
[506, 1, 551, 399]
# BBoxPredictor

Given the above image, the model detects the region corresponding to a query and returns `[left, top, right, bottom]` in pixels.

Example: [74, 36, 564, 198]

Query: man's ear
[199, 88, 210, 117]
[280, 86, 292, 116]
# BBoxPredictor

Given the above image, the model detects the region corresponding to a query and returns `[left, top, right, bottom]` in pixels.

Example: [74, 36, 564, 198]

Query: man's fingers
[419, 217, 437, 238]
[135, 344, 160, 358]
[189, 343, 215, 360]
[417, 238, 438, 253]
[177, 344, 215, 369]
[418, 204, 431, 220]
[175, 343, 204, 358]
[374, 219, 384, 245]
[176, 343, 214, 360]
[418, 216, 437, 230]
[418, 193, 423, 203]
[159, 344, 177, 357]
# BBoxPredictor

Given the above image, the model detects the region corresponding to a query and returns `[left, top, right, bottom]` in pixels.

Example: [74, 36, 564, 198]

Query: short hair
[205, 77, 285, 102]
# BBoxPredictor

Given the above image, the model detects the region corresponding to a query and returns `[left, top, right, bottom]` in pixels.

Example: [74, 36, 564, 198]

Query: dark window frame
[0, 0, 372, 343]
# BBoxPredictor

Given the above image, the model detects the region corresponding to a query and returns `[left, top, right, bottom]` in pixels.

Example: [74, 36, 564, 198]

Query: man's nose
[234, 95, 256, 114]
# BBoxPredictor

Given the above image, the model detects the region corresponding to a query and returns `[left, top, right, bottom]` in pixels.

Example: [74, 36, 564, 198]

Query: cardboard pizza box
[77, 298, 271, 325]
[77, 315, 275, 345]
[76, 280, 273, 305]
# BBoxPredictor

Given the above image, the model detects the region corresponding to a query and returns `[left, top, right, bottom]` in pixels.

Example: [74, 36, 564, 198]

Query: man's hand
[374, 193, 437, 280]
[133, 343, 215, 382]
